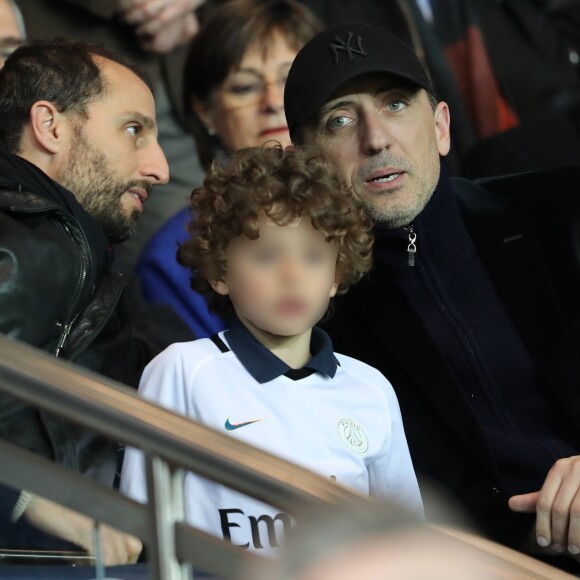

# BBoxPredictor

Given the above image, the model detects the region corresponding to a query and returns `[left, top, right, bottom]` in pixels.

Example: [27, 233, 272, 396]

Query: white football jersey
[121, 324, 422, 554]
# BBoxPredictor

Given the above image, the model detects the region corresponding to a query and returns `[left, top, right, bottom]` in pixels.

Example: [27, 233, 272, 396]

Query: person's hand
[137, 12, 199, 54]
[23, 495, 142, 565]
[509, 455, 580, 557]
[118, 0, 205, 53]
[119, 0, 203, 25]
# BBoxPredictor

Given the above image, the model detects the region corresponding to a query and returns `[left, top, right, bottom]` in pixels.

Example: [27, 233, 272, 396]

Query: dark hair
[183, 0, 322, 170]
[0, 37, 152, 154]
[178, 144, 373, 317]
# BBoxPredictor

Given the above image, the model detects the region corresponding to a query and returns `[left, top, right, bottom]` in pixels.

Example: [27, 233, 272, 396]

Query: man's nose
[141, 141, 169, 185]
[361, 111, 391, 155]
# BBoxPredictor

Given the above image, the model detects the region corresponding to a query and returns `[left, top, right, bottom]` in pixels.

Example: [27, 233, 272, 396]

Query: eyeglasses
[218, 69, 290, 109]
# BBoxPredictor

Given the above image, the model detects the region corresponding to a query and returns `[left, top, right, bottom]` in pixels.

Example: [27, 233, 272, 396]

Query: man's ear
[209, 279, 229, 296]
[28, 101, 67, 154]
[434, 101, 451, 157]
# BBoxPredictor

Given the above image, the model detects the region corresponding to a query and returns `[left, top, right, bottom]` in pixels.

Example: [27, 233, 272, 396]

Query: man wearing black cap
[285, 22, 580, 572]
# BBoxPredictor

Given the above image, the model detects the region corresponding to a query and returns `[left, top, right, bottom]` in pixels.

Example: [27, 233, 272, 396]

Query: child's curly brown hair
[178, 144, 373, 317]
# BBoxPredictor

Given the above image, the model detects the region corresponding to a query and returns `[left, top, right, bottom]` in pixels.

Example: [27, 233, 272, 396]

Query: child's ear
[329, 280, 339, 298]
[209, 279, 229, 296]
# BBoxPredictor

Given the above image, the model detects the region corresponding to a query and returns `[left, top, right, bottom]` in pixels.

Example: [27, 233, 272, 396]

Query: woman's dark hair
[0, 37, 152, 154]
[183, 0, 322, 170]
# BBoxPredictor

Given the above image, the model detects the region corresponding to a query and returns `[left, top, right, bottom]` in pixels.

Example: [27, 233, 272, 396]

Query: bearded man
[285, 22, 580, 574]
[0, 37, 174, 563]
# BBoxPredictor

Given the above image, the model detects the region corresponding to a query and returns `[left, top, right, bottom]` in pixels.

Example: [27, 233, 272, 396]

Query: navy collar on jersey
[217, 315, 338, 384]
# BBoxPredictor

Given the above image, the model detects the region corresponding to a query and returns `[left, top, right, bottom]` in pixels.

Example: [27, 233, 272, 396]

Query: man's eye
[326, 115, 350, 130]
[127, 125, 141, 136]
[386, 100, 406, 112]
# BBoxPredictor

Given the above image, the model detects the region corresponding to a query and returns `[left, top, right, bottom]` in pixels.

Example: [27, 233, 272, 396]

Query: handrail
[0, 334, 576, 580]
[0, 334, 368, 579]
[0, 334, 367, 510]
[0, 438, 258, 577]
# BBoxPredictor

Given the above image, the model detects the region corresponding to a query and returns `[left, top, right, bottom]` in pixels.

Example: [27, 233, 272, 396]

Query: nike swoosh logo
[225, 418, 264, 431]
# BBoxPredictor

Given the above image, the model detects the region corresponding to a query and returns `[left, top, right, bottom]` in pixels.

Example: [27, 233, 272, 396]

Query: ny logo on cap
[329, 32, 367, 64]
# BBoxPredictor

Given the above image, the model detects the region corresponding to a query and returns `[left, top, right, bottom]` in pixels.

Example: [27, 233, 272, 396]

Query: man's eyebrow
[320, 84, 420, 118]
[119, 112, 156, 131]
[319, 98, 354, 118]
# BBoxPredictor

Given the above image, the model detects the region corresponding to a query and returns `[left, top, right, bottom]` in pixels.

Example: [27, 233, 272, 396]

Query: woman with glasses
[0, 0, 25, 68]
[136, 0, 322, 338]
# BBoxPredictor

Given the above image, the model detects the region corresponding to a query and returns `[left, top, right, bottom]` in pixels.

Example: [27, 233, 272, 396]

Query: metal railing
[0, 334, 368, 579]
[0, 334, 576, 580]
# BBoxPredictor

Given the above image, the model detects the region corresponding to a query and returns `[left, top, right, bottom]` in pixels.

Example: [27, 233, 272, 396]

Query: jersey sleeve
[368, 376, 424, 516]
[120, 344, 193, 503]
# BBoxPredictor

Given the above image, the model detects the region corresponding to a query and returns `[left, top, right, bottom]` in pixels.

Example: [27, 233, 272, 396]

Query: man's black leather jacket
[0, 189, 126, 360]
[0, 187, 127, 486]
[0, 148, 195, 549]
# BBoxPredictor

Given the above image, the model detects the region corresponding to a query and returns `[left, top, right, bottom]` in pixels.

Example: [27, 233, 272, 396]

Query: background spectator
[0, 37, 172, 562]
[136, 0, 322, 338]
[0, 0, 25, 68]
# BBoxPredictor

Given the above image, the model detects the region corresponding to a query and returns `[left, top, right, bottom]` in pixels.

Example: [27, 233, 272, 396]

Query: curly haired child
[121, 145, 422, 553]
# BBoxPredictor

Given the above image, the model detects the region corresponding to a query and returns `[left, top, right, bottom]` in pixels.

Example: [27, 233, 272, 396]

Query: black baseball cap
[284, 22, 432, 139]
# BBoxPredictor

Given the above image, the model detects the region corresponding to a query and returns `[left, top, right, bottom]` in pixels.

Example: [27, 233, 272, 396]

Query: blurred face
[302, 74, 450, 229]
[0, 0, 24, 68]
[195, 31, 297, 151]
[58, 58, 169, 242]
[212, 213, 339, 343]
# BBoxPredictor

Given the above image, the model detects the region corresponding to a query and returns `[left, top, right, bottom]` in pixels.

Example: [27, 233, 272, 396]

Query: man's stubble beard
[59, 125, 141, 243]
[358, 154, 441, 230]
[363, 186, 434, 230]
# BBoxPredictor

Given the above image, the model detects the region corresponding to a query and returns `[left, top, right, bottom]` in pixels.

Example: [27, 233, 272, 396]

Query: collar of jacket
[0, 153, 111, 284]
[373, 165, 471, 270]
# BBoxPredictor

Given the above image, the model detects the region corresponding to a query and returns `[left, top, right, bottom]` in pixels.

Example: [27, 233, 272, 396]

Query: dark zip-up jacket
[0, 182, 196, 550]
[0, 188, 126, 496]
[0, 188, 125, 361]
[0, 147, 195, 552]
[320, 166, 580, 573]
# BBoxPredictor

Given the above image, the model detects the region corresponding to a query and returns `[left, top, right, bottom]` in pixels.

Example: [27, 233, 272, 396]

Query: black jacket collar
[0, 153, 111, 282]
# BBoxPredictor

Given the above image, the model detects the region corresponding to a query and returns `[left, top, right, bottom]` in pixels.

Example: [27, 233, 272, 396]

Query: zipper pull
[55, 321, 71, 357]
[406, 225, 417, 267]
